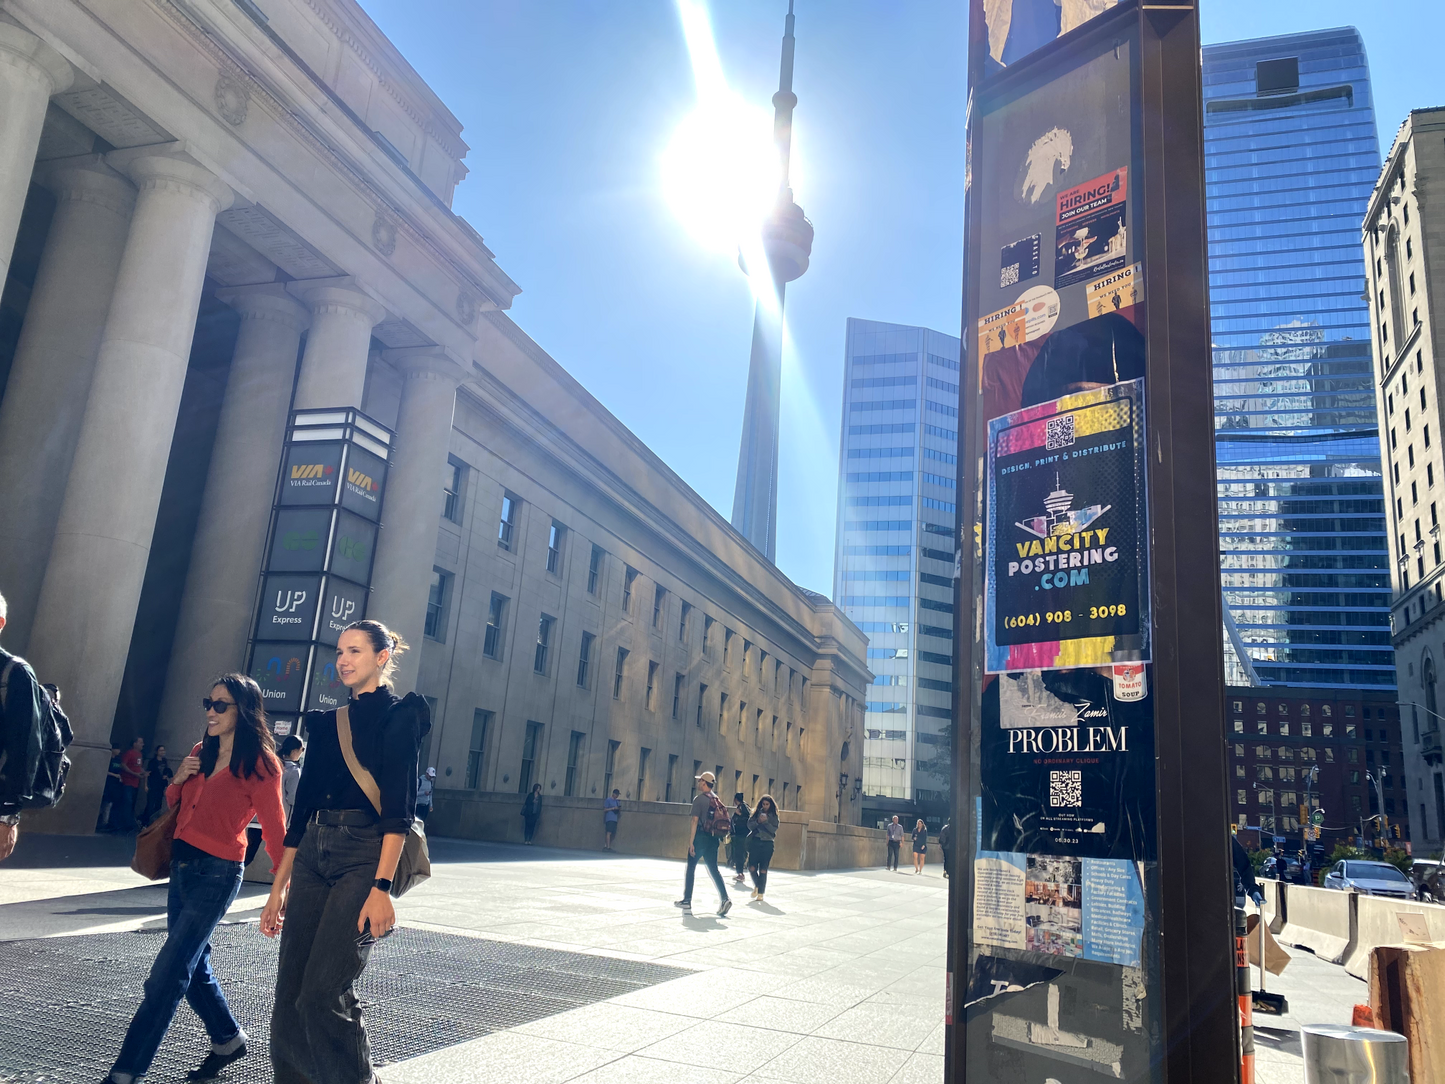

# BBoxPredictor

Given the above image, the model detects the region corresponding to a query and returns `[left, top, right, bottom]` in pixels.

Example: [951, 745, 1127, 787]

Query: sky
[356, 0, 1445, 599]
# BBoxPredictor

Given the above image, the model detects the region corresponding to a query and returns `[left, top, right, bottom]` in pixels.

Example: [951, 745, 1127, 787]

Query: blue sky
[357, 0, 1443, 598]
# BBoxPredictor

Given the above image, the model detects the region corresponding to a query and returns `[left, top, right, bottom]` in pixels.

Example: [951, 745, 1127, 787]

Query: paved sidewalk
[1245, 933, 1370, 1084]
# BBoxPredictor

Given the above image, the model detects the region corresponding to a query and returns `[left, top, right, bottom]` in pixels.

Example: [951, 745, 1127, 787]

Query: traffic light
[1392, 824, 1401, 840]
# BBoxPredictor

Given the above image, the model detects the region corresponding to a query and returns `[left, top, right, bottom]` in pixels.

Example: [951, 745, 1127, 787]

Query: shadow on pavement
[5, 830, 139, 869]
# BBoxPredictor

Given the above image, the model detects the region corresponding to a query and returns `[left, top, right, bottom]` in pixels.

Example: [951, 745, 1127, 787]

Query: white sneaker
[718, 899, 733, 916]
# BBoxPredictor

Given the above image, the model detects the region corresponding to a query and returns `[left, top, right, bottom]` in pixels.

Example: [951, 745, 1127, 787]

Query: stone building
[1362, 108, 1445, 856]
[0, 0, 869, 834]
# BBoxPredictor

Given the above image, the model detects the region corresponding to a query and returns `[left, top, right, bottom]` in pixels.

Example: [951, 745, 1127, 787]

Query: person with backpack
[729, 793, 751, 884]
[0, 591, 72, 862]
[674, 770, 732, 916]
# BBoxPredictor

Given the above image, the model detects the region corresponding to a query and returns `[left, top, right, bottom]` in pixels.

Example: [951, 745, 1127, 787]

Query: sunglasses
[202, 698, 235, 713]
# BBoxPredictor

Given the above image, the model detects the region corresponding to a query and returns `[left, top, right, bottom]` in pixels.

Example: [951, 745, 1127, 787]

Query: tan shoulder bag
[336, 705, 431, 897]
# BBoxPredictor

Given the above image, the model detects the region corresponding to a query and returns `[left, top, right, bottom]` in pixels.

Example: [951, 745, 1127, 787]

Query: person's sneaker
[674, 899, 692, 912]
[186, 1044, 248, 1080]
[718, 899, 733, 916]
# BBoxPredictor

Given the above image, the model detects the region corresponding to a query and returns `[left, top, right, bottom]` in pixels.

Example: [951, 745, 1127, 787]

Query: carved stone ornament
[456, 291, 477, 324]
[214, 74, 249, 126]
[371, 212, 397, 256]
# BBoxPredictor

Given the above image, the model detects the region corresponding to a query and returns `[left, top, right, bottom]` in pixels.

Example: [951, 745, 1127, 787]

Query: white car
[1320, 860, 1413, 898]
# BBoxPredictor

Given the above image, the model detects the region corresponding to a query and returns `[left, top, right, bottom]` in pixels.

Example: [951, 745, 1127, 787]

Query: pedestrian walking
[261, 619, 430, 1084]
[886, 815, 904, 871]
[911, 819, 928, 874]
[522, 782, 542, 844]
[99, 746, 124, 832]
[113, 736, 145, 834]
[674, 771, 732, 916]
[102, 674, 286, 1084]
[278, 735, 303, 826]
[416, 767, 435, 823]
[939, 818, 953, 880]
[603, 788, 621, 849]
[730, 793, 751, 884]
[143, 746, 173, 826]
[747, 795, 779, 903]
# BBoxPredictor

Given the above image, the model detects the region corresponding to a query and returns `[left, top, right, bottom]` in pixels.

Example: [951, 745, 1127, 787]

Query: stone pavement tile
[383, 1032, 617, 1084]
[714, 994, 849, 1034]
[887, 1052, 943, 1084]
[637, 1018, 806, 1074]
[1254, 1037, 1305, 1084]
[917, 1022, 945, 1056]
[609, 967, 787, 1016]
[567, 1053, 742, 1084]
[755, 1035, 912, 1084]
[814, 1003, 940, 1051]
[768, 975, 879, 1007]
[512, 1002, 698, 1052]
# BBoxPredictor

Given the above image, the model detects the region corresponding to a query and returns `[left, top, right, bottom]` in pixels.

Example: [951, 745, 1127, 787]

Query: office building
[1362, 107, 1445, 855]
[1204, 29, 1395, 689]
[0, 0, 869, 835]
[832, 318, 959, 828]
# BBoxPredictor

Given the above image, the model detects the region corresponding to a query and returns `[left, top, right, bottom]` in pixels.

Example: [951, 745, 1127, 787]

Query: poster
[1087, 262, 1142, 316]
[1000, 233, 1041, 288]
[1054, 168, 1128, 288]
[986, 377, 1148, 673]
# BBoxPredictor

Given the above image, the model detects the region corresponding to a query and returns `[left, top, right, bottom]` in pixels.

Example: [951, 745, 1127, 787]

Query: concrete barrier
[1278, 884, 1356, 964]
[1345, 894, 1445, 979]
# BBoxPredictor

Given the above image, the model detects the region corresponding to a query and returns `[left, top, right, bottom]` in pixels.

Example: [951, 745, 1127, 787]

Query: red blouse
[167, 742, 287, 870]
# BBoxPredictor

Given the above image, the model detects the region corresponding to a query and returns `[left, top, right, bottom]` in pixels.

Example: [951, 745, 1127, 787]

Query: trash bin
[1301, 1024, 1409, 1083]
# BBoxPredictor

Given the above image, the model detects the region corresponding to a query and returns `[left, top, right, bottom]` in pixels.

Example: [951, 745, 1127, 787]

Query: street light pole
[1366, 766, 1389, 847]
[1301, 764, 1318, 872]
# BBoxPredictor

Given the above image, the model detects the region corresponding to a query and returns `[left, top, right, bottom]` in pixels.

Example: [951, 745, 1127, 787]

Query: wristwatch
[372, 877, 393, 893]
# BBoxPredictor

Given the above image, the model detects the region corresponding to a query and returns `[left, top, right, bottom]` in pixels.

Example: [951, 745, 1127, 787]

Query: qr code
[1000, 262, 1020, 288]
[1045, 414, 1076, 450]
[1050, 770, 1083, 808]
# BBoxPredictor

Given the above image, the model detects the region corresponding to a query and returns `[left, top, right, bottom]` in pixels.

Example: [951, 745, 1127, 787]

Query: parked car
[1409, 859, 1442, 902]
[1320, 860, 1413, 898]
[1270, 857, 1311, 885]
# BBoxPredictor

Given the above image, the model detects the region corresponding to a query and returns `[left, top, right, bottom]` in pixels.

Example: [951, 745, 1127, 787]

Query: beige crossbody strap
[335, 705, 382, 815]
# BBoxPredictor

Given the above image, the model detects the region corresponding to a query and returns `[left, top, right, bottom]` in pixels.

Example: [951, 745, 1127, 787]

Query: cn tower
[729, 0, 814, 562]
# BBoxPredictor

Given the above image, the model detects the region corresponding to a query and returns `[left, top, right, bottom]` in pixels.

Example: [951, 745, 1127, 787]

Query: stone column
[0, 157, 134, 651]
[152, 285, 310, 755]
[0, 24, 72, 285]
[288, 279, 386, 409]
[366, 349, 465, 694]
[25, 150, 232, 834]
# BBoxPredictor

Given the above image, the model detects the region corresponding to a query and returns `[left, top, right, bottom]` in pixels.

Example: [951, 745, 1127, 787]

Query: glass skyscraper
[833, 318, 958, 827]
[1204, 28, 1395, 688]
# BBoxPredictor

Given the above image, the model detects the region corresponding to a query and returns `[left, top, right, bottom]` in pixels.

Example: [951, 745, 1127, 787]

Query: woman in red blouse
[103, 674, 286, 1084]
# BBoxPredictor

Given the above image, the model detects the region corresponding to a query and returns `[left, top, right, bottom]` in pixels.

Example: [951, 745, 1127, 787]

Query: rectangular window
[534, 613, 554, 675]
[587, 544, 604, 594]
[771, 715, 778, 749]
[751, 774, 760, 803]
[465, 709, 491, 789]
[738, 700, 747, 741]
[652, 585, 667, 629]
[696, 683, 708, 728]
[702, 615, 714, 654]
[519, 721, 543, 794]
[604, 740, 619, 798]
[672, 673, 684, 719]
[498, 494, 519, 551]
[724, 629, 734, 667]
[424, 568, 451, 640]
[638, 747, 651, 802]
[645, 660, 659, 711]
[781, 782, 789, 809]
[623, 566, 638, 613]
[576, 631, 595, 688]
[743, 640, 752, 677]
[565, 731, 585, 797]
[613, 648, 628, 699]
[483, 593, 507, 659]
[786, 720, 793, 752]
[691, 760, 702, 800]
[678, 601, 692, 643]
[719, 691, 729, 733]
[755, 708, 764, 745]
[665, 754, 678, 803]
[442, 459, 466, 524]
[546, 521, 565, 574]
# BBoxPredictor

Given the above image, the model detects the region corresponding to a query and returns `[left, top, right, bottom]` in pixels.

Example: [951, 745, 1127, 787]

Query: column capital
[0, 24, 74, 96]
[105, 144, 234, 214]
[215, 282, 310, 333]
[287, 276, 388, 327]
[383, 346, 467, 384]
[32, 154, 134, 217]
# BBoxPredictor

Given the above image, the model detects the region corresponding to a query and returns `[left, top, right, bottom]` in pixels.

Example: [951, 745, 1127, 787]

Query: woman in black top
[912, 819, 928, 875]
[260, 620, 429, 1084]
[729, 794, 751, 884]
[522, 783, 542, 844]
[142, 745, 172, 825]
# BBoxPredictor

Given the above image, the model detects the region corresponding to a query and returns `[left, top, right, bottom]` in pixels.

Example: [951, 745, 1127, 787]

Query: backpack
[703, 793, 732, 837]
[0, 653, 72, 811]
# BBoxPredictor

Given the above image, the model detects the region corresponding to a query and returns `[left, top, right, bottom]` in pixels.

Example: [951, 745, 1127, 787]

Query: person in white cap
[675, 771, 731, 916]
[416, 766, 436, 824]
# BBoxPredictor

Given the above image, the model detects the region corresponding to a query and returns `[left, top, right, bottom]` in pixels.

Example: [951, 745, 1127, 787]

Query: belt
[312, 809, 378, 827]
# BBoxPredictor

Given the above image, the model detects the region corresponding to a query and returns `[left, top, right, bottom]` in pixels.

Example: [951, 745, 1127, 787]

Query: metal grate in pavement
[0, 924, 689, 1084]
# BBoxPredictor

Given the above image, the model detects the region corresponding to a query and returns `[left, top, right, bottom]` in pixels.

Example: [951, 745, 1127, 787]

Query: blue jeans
[682, 831, 728, 904]
[111, 844, 244, 1076]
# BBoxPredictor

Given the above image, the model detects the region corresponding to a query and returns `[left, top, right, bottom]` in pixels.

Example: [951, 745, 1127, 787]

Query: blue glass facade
[1204, 29, 1395, 688]
[833, 318, 958, 825]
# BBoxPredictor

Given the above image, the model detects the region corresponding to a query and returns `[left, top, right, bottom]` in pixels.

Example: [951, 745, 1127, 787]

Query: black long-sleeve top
[284, 686, 430, 848]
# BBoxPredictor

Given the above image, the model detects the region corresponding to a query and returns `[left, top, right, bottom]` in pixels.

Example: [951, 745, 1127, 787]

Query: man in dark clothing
[1233, 834, 1264, 907]
[675, 771, 731, 916]
[886, 816, 904, 871]
[939, 820, 953, 879]
[97, 748, 123, 832]
[1, 592, 70, 861]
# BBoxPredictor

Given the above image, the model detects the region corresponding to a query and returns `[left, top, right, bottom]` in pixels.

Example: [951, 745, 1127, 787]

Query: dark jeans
[416, 803, 431, 824]
[748, 839, 775, 895]
[523, 814, 539, 842]
[731, 834, 748, 876]
[887, 840, 901, 870]
[111, 783, 139, 833]
[271, 822, 383, 1084]
[111, 844, 244, 1076]
[682, 831, 728, 905]
[142, 784, 166, 825]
